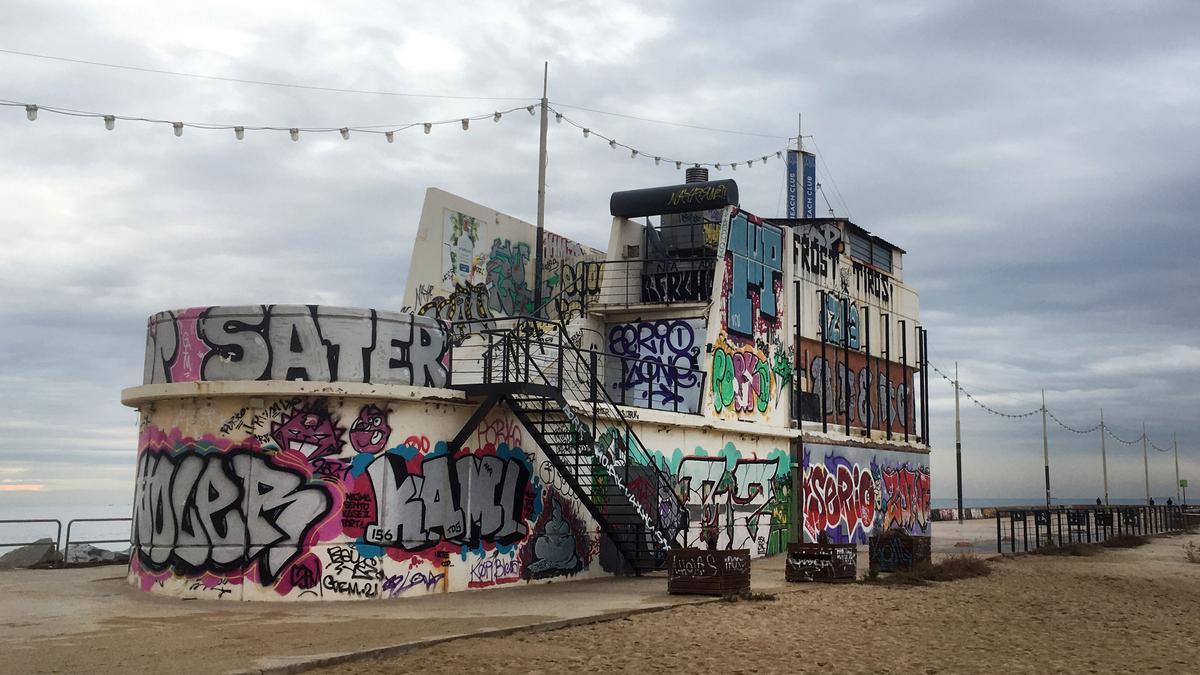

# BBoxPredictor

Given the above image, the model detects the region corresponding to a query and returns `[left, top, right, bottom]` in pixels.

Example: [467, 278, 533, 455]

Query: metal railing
[995, 505, 1184, 554]
[583, 257, 718, 307]
[0, 519, 63, 561]
[451, 319, 708, 415]
[63, 518, 132, 563]
[449, 315, 685, 557]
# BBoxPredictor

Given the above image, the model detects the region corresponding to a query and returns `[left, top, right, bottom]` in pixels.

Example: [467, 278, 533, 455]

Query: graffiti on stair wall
[128, 401, 609, 600]
[712, 209, 790, 421]
[642, 443, 791, 557]
[605, 318, 706, 414]
[143, 306, 450, 388]
[801, 442, 930, 544]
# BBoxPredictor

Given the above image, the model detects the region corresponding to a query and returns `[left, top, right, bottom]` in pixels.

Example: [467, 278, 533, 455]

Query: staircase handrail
[457, 315, 685, 551]
[508, 316, 686, 545]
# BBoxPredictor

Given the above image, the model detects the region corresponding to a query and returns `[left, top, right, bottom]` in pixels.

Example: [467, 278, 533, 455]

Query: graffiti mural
[143, 306, 449, 388]
[129, 398, 610, 601]
[801, 443, 930, 544]
[442, 209, 485, 289]
[712, 209, 789, 421]
[418, 282, 493, 324]
[361, 443, 533, 551]
[800, 338, 914, 434]
[519, 489, 592, 580]
[724, 211, 783, 337]
[646, 444, 791, 557]
[605, 318, 705, 414]
[133, 427, 332, 585]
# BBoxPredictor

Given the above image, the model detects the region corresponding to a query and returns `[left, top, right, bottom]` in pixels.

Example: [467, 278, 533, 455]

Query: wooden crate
[868, 532, 932, 573]
[785, 543, 857, 582]
[666, 549, 751, 596]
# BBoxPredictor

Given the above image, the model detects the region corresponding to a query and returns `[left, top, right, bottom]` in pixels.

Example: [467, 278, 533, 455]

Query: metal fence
[0, 517, 132, 567]
[0, 518, 62, 559]
[63, 518, 132, 563]
[996, 505, 1184, 553]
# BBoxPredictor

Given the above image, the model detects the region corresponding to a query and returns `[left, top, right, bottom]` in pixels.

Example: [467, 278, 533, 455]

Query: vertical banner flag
[786, 150, 799, 218]
[802, 151, 817, 218]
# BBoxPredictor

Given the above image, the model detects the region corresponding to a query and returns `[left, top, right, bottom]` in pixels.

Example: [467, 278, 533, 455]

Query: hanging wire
[807, 135, 852, 220]
[1045, 409, 1101, 434]
[550, 106, 789, 171]
[0, 47, 537, 101]
[931, 364, 1041, 418]
[549, 101, 786, 139]
[1105, 426, 1145, 445]
[0, 98, 532, 138]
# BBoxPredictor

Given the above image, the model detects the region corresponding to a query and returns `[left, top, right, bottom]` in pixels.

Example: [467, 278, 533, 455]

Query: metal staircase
[447, 316, 682, 573]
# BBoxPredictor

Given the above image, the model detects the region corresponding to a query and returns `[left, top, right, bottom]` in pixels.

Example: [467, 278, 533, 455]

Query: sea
[2, 496, 1178, 555]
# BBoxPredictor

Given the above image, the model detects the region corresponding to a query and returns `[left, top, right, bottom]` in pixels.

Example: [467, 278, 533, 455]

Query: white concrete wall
[402, 188, 602, 322]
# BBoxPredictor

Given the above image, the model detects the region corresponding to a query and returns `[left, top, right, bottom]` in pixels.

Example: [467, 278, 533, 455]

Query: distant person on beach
[1096, 497, 1102, 506]
[1150, 498, 1156, 505]
[1167, 498, 1173, 506]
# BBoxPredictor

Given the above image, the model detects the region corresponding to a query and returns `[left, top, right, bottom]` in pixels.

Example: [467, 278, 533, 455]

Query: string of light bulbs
[931, 365, 1041, 418]
[931, 363, 1179, 446]
[2, 98, 797, 171]
[548, 106, 791, 171]
[1, 98, 538, 140]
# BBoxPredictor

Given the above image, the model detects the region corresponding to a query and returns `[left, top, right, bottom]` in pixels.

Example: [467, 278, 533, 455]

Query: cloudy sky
[2, 0, 1198, 512]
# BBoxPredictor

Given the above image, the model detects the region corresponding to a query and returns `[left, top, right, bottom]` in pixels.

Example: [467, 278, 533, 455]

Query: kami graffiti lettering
[363, 443, 532, 551]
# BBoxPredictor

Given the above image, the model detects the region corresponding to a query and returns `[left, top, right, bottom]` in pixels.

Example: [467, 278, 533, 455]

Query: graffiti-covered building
[123, 173, 929, 601]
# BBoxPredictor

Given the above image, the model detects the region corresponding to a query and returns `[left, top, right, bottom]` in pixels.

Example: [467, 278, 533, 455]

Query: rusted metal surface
[785, 543, 856, 582]
[868, 532, 931, 573]
[666, 549, 751, 596]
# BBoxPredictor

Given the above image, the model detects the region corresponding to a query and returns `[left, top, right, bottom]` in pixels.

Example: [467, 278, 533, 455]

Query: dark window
[847, 230, 893, 274]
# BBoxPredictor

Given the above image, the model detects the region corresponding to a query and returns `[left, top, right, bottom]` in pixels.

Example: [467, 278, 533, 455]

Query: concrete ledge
[121, 381, 468, 407]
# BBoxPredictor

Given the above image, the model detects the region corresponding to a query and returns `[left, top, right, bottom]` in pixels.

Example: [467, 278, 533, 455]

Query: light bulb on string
[715, 163, 721, 171]
[290, 128, 299, 141]
[173, 122, 184, 137]
[461, 119, 469, 130]
[582, 128, 589, 138]
[555, 113, 562, 123]
[340, 128, 350, 140]
[25, 105, 37, 121]
[609, 139, 617, 149]
[424, 123, 432, 134]
[385, 131, 394, 143]
[675, 161, 682, 169]
[493, 112, 502, 122]
[731, 163, 737, 171]
[762, 156, 768, 164]
[747, 160, 753, 167]
[776, 151, 782, 158]
[631, 149, 637, 158]
[526, 105, 535, 115]
[654, 157, 661, 165]
[104, 115, 115, 131]
[234, 127, 244, 140]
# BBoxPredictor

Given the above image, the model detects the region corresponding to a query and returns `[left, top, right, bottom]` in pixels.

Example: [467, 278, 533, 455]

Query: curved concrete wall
[143, 305, 448, 387]
[125, 305, 802, 601]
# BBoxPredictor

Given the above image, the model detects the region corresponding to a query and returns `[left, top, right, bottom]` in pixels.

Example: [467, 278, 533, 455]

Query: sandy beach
[321, 534, 1200, 675]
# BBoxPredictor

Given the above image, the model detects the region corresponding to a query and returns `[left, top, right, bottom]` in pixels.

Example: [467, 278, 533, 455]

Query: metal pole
[1143, 422, 1151, 505]
[820, 290, 828, 434]
[842, 297, 851, 435]
[1175, 433, 1181, 504]
[955, 361, 963, 524]
[1100, 408, 1109, 506]
[532, 62, 549, 318]
[1041, 389, 1051, 509]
